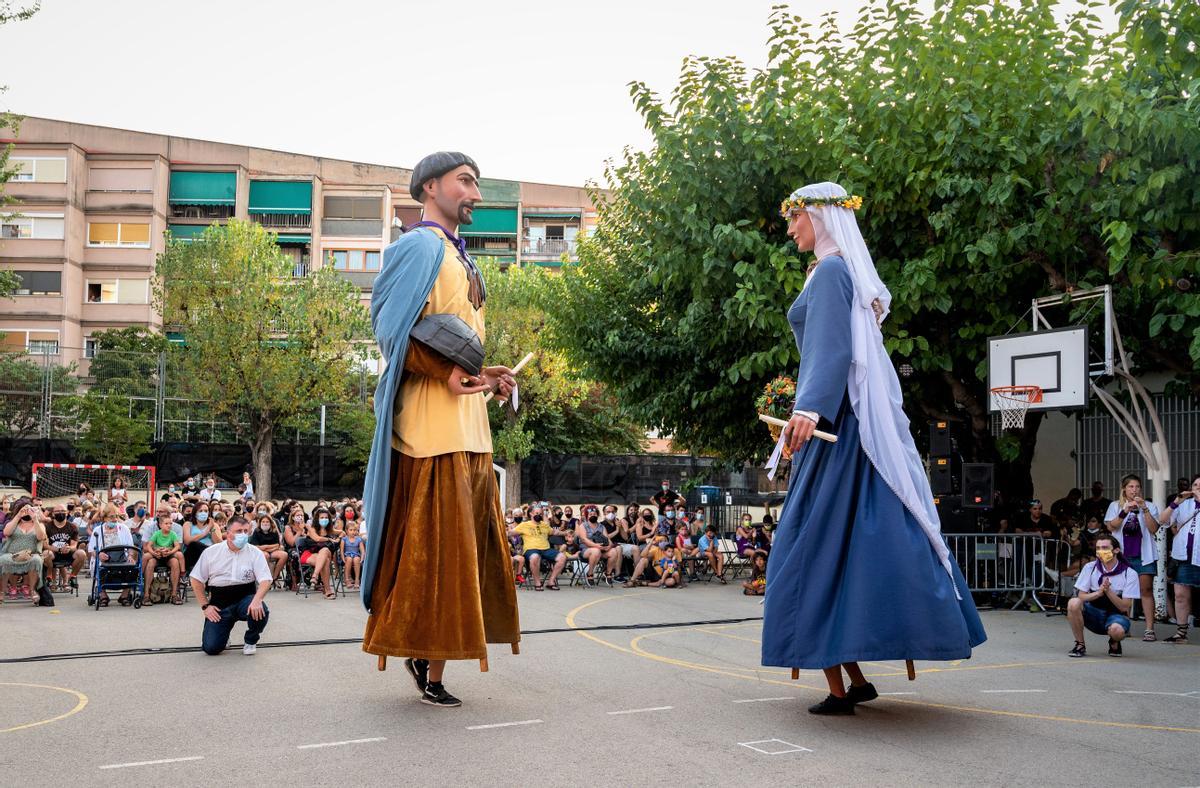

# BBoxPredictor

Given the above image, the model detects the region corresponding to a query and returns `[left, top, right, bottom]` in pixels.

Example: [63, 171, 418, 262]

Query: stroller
[87, 543, 144, 609]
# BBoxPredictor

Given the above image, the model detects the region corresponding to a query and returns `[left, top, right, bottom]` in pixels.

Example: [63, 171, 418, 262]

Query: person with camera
[1067, 534, 1136, 657]
[191, 516, 272, 656]
[0, 499, 46, 606]
[1104, 474, 1161, 641]
[1160, 474, 1200, 644]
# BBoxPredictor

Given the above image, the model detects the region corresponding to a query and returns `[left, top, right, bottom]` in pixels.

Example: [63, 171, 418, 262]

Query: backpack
[149, 574, 174, 604]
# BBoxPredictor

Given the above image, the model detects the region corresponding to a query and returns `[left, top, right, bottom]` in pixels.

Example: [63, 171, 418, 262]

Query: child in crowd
[655, 543, 683, 588]
[743, 551, 767, 596]
[340, 522, 364, 590]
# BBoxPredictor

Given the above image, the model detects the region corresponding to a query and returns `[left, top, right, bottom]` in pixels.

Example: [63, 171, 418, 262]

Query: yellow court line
[564, 597, 1200, 735]
[0, 683, 88, 734]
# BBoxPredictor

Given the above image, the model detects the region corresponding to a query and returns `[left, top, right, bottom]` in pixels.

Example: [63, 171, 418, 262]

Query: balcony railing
[250, 212, 311, 229]
[170, 204, 235, 220]
[521, 238, 577, 257]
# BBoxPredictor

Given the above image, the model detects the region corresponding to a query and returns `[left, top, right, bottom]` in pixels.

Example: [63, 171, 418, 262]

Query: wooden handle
[758, 412, 837, 444]
[906, 659, 916, 681]
[484, 352, 535, 403]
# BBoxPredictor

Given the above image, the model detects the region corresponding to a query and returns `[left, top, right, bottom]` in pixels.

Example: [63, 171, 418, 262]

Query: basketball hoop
[990, 386, 1043, 430]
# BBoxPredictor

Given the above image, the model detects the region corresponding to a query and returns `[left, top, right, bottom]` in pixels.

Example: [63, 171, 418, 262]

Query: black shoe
[1068, 641, 1086, 658]
[846, 682, 879, 705]
[808, 693, 855, 715]
[1108, 638, 1122, 657]
[420, 682, 462, 708]
[404, 658, 429, 693]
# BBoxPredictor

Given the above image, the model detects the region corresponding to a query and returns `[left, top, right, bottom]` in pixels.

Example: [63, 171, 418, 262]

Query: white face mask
[605, 513, 615, 521]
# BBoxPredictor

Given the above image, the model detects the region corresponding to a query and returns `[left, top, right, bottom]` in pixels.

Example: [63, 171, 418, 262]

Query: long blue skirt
[762, 394, 986, 669]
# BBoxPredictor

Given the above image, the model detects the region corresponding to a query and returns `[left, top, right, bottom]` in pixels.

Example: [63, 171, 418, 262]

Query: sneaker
[1141, 630, 1156, 642]
[243, 643, 257, 656]
[420, 682, 462, 708]
[808, 693, 855, 715]
[846, 682, 879, 705]
[1108, 638, 1122, 657]
[1068, 641, 1086, 658]
[404, 658, 429, 693]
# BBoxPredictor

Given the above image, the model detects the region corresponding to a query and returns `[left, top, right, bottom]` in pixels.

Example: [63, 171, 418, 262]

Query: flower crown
[779, 194, 863, 217]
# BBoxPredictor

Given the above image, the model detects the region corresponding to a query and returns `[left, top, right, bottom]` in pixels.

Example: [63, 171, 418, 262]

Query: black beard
[458, 203, 475, 225]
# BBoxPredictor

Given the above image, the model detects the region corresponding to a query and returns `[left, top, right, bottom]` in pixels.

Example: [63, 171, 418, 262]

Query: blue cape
[359, 228, 445, 612]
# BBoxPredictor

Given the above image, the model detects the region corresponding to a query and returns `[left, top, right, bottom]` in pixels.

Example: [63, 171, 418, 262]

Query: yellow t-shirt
[514, 521, 552, 552]
[392, 228, 492, 458]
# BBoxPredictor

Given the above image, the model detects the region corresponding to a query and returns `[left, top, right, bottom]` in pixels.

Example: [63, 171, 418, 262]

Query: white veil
[791, 182, 958, 595]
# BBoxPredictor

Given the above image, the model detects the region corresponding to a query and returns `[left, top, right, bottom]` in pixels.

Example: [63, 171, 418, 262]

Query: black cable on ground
[0, 616, 765, 664]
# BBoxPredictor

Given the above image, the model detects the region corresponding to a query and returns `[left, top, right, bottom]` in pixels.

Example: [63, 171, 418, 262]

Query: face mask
[1096, 548, 1114, 562]
[505, 517, 514, 524]
[257, 509, 266, 516]
[643, 514, 654, 522]
[605, 513, 615, 521]
[232, 533, 250, 549]
[319, 517, 329, 526]
[294, 515, 304, 523]
[532, 514, 543, 523]
[104, 522, 116, 529]
[53, 513, 66, 522]
[662, 485, 669, 491]
[696, 513, 703, 521]
[666, 511, 675, 519]
[135, 508, 146, 518]
[513, 515, 524, 523]
[744, 518, 752, 524]
[207, 484, 215, 490]
[587, 515, 598, 524]
[196, 512, 209, 522]
[344, 511, 355, 520]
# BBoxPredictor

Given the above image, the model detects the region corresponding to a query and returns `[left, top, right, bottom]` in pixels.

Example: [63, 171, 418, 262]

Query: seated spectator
[676, 523, 701, 574]
[142, 512, 184, 606]
[654, 542, 683, 588]
[338, 502, 359, 535]
[126, 500, 153, 543]
[735, 514, 755, 558]
[286, 506, 335, 599]
[508, 505, 565, 591]
[87, 502, 136, 606]
[1067, 534, 1135, 657]
[250, 513, 288, 584]
[43, 503, 86, 591]
[109, 474, 129, 508]
[183, 501, 220, 573]
[634, 508, 657, 546]
[1051, 488, 1083, 526]
[743, 551, 768, 596]
[341, 521, 365, 590]
[658, 502, 679, 533]
[624, 534, 669, 587]
[751, 520, 773, 555]
[1, 499, 46, 606]
[697, 525, 727, 584]
[690, 507, 707, 537]
[198, 476, 222, 504]
[609, 505, 640, 581]
[577, 507, 620, 583]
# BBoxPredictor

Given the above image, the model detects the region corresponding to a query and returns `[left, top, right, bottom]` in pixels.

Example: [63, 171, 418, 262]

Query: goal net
[32, 464, 157, 513]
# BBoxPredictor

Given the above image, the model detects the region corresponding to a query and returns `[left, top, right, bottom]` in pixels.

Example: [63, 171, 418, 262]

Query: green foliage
[155, 220, 372, 498]
[328, 401, 374, 486]
[477, 257, 644, 461]
[73, 392, 153, 466]
[549, 0, 1200, 471]
[0, 352, 76, 437]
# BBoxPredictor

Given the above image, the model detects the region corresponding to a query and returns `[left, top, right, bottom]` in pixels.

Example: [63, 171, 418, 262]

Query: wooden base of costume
[363, 449, 520, 668]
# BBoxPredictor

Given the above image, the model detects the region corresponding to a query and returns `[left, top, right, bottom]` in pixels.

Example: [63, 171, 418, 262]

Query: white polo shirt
[190, 541, 271, 588]
[1168, 498, 1200, 565]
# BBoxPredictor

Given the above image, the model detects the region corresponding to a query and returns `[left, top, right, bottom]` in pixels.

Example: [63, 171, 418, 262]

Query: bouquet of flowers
[756, 375, 797, 459]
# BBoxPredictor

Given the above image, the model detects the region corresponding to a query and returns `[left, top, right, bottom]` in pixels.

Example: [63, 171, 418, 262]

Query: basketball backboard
[987, 326, 1089, 412]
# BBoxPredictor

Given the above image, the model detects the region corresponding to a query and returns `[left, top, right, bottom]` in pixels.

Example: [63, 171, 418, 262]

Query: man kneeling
[1067, 534, 1135, 658]
[190, 516, 272, 656]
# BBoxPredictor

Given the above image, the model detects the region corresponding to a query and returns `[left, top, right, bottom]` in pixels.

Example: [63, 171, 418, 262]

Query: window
[10, 270, 62, 295]
[0, 329, 61, 354]
[87, 222, 151, 248]
[86, 278, 148, 304]
[89, 167, 154, 192]
[394, 206, 422, 228]
[28, 338, 59, 355]
[326, 249, 380, 272]
[324, 196, 382, 220]
[84, 338, 98, 359]
[11, 157, 67, 183]
[1, 214, 65, 239]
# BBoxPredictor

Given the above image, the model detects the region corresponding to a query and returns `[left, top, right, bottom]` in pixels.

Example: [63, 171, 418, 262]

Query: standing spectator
[43, 503, 86, 591]
[1081, 481, 1111, 524]
[240, 471, 255, 501]
[652, 479, 680, 515]
[577, 508, 620, 583]
[1, 499, 45, 605]
[142, 512, 184, 606]
[1051, 489, 1083, 525]
[697, 525, 727, 583]
[250, 514, 288, 584]
[1161, 474, 1200, 644]
[341, 522, 365, 590]
[191, 517, 272, 656]
[198, 476, 222, 504]
[109, 475, 128, 508]
[508, 506, 565, 591]
[1105, 474, 1161, 641]
[1066, 534, 1135, 657]
[183, 501, 219, 572]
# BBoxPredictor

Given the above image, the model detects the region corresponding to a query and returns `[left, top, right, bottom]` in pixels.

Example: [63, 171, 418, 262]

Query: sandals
[534, 583, 545, 591]
[323, 591, 336, 599]
[141, 597, 154, 607]
[1142, 630, 1157, 642]
[546, 582, 560, 591]
[170, 596, 183, 605]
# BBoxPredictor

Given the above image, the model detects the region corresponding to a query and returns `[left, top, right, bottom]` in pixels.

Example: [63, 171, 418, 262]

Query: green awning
[167, 223, 215, 241]
[460, 207, 517, 236]
[249, 180, 312, 214]
[525, 211, 581, 220]
[169, 171, 236, 206]
[274, 234, 311, 244]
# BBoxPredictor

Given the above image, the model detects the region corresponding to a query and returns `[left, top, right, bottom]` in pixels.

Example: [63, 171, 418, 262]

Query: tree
[0, 352, 75, 438]
[73, 391, 153, 466]
[155, 220, 372, 500]
[328, 400, 374, 487]
[0, 2, 42, 302]
[547, 0, 1199, 498]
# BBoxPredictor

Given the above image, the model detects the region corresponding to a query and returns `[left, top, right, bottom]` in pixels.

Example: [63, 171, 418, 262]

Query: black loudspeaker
[930, 456, 953, 495]
[962, 463, 994, 508]
[929, 421, 951, 456]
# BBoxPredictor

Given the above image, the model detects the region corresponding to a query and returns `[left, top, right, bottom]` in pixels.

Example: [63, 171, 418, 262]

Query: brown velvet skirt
[362, 450, 520, 662]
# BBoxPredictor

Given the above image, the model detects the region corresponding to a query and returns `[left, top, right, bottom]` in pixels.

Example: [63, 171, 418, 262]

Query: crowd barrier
[944, 534, 1073, 612]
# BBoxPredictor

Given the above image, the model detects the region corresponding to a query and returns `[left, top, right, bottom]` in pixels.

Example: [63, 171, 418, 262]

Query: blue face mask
[319, 517, 329, 526]
[135, 508, 146, 517]
[666, 511, 675, 519]
[196, 512, 209, 522]
[232, 533, 249, 549]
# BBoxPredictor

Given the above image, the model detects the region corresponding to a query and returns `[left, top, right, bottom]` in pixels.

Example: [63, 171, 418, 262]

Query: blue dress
[761, 256, 986, 669]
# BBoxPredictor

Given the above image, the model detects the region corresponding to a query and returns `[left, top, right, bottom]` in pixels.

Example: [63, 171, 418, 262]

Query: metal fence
[1076, 392, 1200, 493]
[945, 534, 1073, 611]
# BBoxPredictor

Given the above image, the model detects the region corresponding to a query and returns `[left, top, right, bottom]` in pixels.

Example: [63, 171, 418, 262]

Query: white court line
[879, 692, 917, 696]
[297, 737, 387, 749]
[980, 689, 1047, 694]
[732, 697, 795, 704]
[1113, 690, 1200, 698]
[739, 739, 812, 756]
[466, 719, 543, 730]
[99, 756, 204, 770]
[606, 706, 674, 715]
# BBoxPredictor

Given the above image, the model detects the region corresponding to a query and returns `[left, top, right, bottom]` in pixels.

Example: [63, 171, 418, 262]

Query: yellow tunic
[392, 227, 492, 457]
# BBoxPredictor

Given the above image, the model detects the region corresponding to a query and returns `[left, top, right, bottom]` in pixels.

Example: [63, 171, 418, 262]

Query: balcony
[170, 203, 234, 220]
[521, 238, 577, 258]
[3, 181, 68, 207]
[250, 212, 311, 230]
[87, 190, 156, 213]
[321, 218, 383, 238]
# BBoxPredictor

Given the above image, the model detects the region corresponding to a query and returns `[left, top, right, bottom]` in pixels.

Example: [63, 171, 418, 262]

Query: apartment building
[0, 117, 597, 368]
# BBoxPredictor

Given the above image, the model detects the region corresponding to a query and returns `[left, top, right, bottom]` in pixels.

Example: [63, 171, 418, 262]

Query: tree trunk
[250, 420, 274, 503]
[504, 458, 522, 513]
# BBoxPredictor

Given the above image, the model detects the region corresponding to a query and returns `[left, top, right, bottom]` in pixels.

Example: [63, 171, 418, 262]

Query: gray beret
[409, 151, 480, 202]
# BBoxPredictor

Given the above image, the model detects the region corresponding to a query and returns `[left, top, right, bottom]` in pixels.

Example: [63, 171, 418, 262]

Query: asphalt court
[2, 585, 1197, 786]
